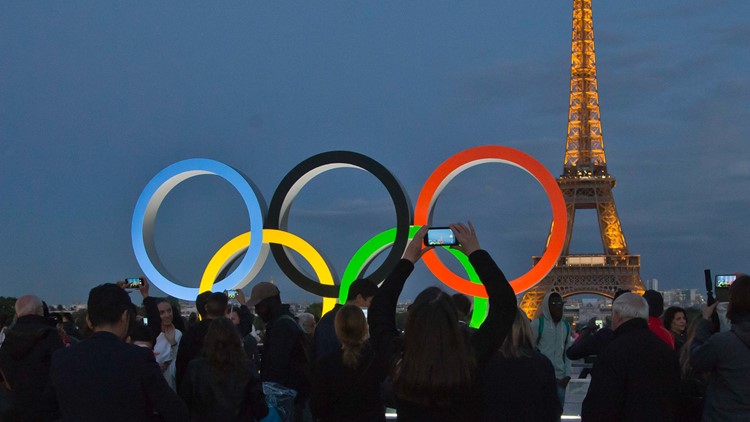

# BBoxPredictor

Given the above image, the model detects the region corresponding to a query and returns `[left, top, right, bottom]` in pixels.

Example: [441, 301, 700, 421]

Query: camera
[424, 227, 459, 247]
[715, 274, 736, 302]
[125, 277, 144, 289]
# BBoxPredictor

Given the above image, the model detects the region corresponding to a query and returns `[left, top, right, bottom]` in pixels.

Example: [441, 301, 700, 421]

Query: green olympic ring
[340, 225, 489, 328]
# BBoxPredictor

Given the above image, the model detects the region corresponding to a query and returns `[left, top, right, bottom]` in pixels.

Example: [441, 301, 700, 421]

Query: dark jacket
[179, 357, 267, 422]
[313, 303, 343, 363]
[581, 317, 680, 422]
[566, 327, 614, 361]
[0, 315, 64, 421]
[690, 314, 750, 421]
[48, 331, 188, 422]
[481, 350, 561, 421]
[261, 307, 309, 398]
[368, 250, 517, 421]
[175, 318, 212, 388]
[310, 342, 384, 422]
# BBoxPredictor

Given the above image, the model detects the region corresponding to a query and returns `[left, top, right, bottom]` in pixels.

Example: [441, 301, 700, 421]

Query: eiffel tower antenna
[519, 0, 644, 318]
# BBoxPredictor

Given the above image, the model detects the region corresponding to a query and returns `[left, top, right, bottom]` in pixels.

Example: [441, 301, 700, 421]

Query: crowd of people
[1, 222, 749, 421]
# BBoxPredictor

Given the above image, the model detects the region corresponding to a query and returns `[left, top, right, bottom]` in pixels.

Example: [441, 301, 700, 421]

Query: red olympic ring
[414, 145, 567, 297]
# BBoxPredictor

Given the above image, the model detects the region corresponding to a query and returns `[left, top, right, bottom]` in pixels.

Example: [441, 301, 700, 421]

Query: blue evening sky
[1, 1, 748, 305]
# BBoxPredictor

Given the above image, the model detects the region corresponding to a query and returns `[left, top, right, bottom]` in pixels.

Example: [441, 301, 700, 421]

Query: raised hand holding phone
[403, 226, 433, 264]
[449, 221, 480, 257]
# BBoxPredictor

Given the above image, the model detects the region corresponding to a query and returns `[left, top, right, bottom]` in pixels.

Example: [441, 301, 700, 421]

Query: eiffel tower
[519, 0, 644, 318]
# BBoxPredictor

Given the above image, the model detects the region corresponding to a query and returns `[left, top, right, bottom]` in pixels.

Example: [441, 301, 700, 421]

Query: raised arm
[368, 226, 429, 366]
[467, 249, 517, 367]
[447, 222, 517, 368]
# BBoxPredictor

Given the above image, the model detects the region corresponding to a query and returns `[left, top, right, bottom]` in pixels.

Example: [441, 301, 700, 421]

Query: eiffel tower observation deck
[519, 0, 644, 319]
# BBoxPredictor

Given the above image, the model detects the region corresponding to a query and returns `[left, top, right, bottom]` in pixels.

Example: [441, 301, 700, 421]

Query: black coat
[175, 318, 212, 388]
[481, 350, 561, 421]
[368, 250, 517, 422]
[48, 331, 188, 422]
[310, 343, 385, 422]
[312, 303, 343, 364]
[260, 308, 309, 397]
[581, 318, 680, 422]
[0, 315, 64, 421]
[179, 357, 267, 422]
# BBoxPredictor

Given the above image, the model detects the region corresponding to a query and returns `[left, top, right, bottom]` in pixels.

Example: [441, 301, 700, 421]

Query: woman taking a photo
[369, 223, 517, 421]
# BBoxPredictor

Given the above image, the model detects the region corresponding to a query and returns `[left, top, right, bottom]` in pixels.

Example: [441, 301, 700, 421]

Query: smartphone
[595, 319, 603, 329]
[142, 317, 149, 325]
[225, 289, 239, 299]
[424, 227, 459, 247]
[125, 277, 144, 289]
[715, 274, 736, 302]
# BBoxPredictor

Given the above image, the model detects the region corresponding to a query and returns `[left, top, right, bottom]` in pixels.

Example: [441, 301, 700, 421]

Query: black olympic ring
[265, 151, 413, 297]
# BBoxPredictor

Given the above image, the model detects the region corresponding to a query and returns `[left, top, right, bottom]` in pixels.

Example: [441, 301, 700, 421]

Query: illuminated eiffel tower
[519, 0, 644, 318]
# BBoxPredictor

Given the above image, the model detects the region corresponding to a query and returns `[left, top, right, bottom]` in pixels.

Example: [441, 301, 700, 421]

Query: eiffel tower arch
[519, 0, 644, 319]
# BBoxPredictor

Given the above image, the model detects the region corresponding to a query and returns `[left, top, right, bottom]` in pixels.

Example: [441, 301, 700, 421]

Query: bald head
[15, 295, 44, 317]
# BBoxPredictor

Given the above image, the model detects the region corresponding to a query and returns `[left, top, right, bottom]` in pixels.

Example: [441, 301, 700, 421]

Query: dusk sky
[2, 1, 748, 306]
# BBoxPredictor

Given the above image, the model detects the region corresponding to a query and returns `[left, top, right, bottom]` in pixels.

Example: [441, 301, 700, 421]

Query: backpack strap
[536, 317, 544, 346]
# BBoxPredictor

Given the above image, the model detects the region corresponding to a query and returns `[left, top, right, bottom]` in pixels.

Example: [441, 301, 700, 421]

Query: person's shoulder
[318, 308, 338, 325]
[119, 341, 158, 362]
[273, 314, 301, 330]
[316, 349, 343, 370]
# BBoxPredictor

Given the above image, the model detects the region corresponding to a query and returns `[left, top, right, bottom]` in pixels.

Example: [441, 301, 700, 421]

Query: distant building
[645, 278, 659, 291]
[661, 289, 704, 307]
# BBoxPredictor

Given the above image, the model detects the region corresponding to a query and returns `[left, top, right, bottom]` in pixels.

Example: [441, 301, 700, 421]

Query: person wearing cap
[248, 281, 310, 421]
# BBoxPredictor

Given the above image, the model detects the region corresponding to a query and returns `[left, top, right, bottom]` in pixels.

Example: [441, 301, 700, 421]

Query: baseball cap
[247, 282, 280, 306]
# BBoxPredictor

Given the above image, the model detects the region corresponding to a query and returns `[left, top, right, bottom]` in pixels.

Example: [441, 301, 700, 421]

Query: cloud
[294, 198, 397, 219]
[712, 23, 750, 46]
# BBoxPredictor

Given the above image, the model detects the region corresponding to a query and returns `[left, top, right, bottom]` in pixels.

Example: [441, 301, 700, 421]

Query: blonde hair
[334, 305, 368, 369]
[498, 307, 533, 358]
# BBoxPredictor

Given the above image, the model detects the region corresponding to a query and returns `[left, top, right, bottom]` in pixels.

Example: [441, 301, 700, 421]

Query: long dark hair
[335, 305, 368, 369]
[203, 317, 248, 377]
[393, 287, 475, 407]
[663, 306, 686, 334]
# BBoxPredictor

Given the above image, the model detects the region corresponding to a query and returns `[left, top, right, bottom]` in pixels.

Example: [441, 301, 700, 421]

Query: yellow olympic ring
[199, 229, 337, 314]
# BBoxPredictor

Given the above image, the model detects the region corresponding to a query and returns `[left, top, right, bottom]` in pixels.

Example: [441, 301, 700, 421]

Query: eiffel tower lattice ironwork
[519, 0, 644, 318]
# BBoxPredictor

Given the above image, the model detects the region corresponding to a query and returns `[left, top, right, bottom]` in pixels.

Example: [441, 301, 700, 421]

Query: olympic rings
[339, 226, 489, 328]
[199, 229, 337, 315]
[414, 145, 567, 296]
[266, 151, 412, 298]
[131, 147, 566, 308]
[131, 159, 265, 300]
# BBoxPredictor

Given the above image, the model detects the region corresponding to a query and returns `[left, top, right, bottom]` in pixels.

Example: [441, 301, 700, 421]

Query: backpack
[276, 315, 313, 399]
[536, 318, 571, 362]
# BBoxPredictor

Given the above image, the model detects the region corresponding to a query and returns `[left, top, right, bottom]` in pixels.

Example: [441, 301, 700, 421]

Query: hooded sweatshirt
[691, 313, 750, 421]
[531, 292, 572, 380]
[0, 314, 64, 420]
